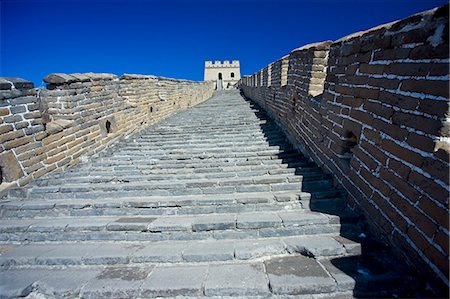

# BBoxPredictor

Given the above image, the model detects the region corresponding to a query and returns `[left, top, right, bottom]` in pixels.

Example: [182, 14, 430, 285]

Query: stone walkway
[0, 91, 417, 298]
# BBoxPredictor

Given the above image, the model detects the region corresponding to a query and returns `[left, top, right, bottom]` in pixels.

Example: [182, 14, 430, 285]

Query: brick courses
[240, 4, 449, 293]
[0, 73, 214, 195]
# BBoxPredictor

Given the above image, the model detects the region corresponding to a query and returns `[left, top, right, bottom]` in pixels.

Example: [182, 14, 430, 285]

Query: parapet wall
[0, 73, 214, 195]
[240, 5, 449, 291]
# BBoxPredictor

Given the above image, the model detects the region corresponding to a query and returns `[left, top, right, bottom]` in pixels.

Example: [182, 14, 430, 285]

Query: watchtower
[204, 60, 241, 90]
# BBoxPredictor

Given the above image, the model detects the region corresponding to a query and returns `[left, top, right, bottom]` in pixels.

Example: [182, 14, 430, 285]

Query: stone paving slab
[0, 236, 349, 268]
[141, 265, 208, 297]
[80, 266, 153, 299]
[0, 269, 51, 299]
[234, 238, 285, 259]
[183, 240, 234, 262]
[204, 263, 270, 296]
[265, 255, 337, 295]
[284, 235, 346, 257]
[33, 268, 100, 298]
[191, 214, 236, 231]
[132, 241, 185, 263]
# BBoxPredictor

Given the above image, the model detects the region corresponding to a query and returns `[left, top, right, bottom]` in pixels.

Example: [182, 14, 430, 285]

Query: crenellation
[204, 60, 241, 90]
[240, 4, 449, 293]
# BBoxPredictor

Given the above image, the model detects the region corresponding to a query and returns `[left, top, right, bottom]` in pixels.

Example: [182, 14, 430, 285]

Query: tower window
[218, 73, 223, 80]
[231, 72, 235, 78]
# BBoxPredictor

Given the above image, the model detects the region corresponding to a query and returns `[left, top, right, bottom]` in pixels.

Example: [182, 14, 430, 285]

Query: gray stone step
[0, 235, 357, 268]
[21, 180, 331, 201]
[1, 191, 313, 218]
[0, 255, 411, 298]
[30, 163, 322, 185]
[0, 211, 349, 243]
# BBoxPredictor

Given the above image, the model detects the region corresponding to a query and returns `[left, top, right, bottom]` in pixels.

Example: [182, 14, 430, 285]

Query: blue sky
[1, 0, 448, 86]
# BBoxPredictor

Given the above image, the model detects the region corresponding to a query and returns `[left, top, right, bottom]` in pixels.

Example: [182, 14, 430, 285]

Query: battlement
[205, 60, 240, 68]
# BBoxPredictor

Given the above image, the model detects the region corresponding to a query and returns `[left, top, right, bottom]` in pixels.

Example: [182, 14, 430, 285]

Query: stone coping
[0, 77, 34, 91]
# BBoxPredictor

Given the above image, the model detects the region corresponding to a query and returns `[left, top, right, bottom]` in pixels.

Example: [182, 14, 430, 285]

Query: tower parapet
[204, 60, 241, 90]
[205, 60, 240, 68]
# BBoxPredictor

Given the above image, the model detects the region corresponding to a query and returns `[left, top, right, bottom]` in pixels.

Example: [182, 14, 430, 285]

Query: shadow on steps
[242, 93, 432, 298]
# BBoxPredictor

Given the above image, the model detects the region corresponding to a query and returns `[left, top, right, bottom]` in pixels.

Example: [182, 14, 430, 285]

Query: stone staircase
[0, 91, 418, 298]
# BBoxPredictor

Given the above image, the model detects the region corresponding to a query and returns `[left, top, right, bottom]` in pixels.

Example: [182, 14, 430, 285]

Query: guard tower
[204, 60, 241, 90]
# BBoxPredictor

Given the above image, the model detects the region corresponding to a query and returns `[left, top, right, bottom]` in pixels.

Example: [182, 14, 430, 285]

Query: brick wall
[240, 5, 449, 292]
[0, 73, 214, 196]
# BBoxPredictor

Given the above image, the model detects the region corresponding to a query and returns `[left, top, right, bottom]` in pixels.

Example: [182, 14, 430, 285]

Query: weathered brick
[421, 157, 449, 184]
[3, 136, 34, 150]
[364, 101, 394, 119]
[355, 147, 379, 171]
[400, 79, 449, 98]
[386, 63, 430, 77]
[365, 173, 391, 197]
[0, 129, 25, 143]
[417, 99, 449, 118]
[425, 244, 449, 278]
[434, 230, 450, 255]
[14, 121, 29, 130]
[409, 44, 449, 60]
[0, 124, 14, 134]
[388, 158, 412, 178]
[378, 91, 418, 111]
[350, 109, 374, 125]
[352, 87, 379, 100]
[428, 63, 450, 76]
[44, 152, 67, 165]
[367, 77, 401, 91]
[374, 119, 408, 142]
[406, 133, 435, 153]
[406, 226, 431, 255]
[380, 168, 422, 202]
[0, 107, 10, 116]
[25, 161, 44, 173]
[409, 170, 449, 206]
[4, 115, 23, 123]
[373, 48, 411, 61]
[381, 139, 424, 167]
[359, 63, 385, 75]
[392, 112, 443, 136]
[23, 111, 41, 119]
[360, 140, 389, 165]
[372, 193, 408, 232]
[31, 164, 57, 179]
[42, 131, 65, 146]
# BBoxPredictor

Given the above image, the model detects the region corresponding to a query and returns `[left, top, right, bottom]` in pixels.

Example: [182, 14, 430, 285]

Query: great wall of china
[0, 4, 448, 298]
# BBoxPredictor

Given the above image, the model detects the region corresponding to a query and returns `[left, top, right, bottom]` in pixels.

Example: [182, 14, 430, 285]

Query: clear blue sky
[1, 0, 448, 86]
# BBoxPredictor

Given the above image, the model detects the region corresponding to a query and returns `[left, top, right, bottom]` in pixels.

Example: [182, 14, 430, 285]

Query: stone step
[1, 191, 308, 217]
[0, 211, 354, 242]
[95, 149, 303, 161]
[75, 153, 307, 169]
[103, 144, 295, 156]
[31, 166, 317, 185]
[33, 164, 321, 184]
[125, 135, 288, 145]
[22, 180, 332, 200]
[1, 190, 348, 218]
[0, 235, 358, 268]
[0, 254, 411, 298]
[28, 173, 322, 190]
[30, 171, 325, 188]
